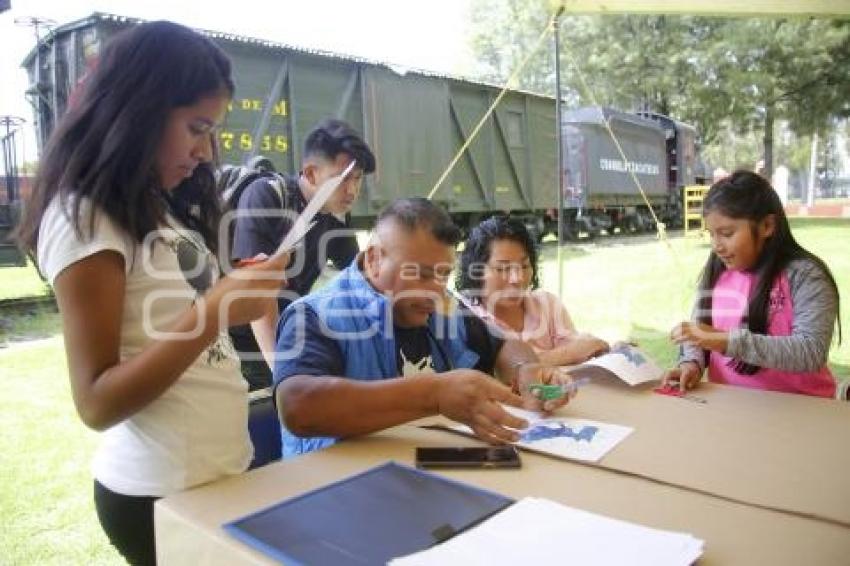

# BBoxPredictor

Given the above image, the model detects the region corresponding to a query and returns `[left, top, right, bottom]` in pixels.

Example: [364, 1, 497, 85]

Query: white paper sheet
[273, 159, 356, 257]
[564, 343, 663, 386]
[450, 406, 633, 463]
[391, 497, 704, 566]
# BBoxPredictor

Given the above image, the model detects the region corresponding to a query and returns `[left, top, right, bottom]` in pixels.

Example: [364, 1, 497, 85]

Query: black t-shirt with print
[231, 174, 358, 307]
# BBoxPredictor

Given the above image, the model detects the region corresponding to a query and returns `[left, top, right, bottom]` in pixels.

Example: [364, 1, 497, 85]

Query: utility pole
[16, 16, 56, 152]
[0, 116, 26, 203]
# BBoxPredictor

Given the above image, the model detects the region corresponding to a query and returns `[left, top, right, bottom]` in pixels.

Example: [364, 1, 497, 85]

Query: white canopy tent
[549, 0, 850, 18]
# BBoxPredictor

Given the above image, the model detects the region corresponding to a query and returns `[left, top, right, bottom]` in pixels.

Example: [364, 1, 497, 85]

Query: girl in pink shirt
[663, 171, 841, 397]
[458, 216, 609, 365]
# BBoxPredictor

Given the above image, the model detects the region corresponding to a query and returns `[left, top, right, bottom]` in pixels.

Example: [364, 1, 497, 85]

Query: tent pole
[554, 5, 565, 299]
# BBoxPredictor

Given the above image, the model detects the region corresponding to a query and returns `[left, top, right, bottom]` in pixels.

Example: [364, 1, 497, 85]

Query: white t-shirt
[38, 195, 251, 497]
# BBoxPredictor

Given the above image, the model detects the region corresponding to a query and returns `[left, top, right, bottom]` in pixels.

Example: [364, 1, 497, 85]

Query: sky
[0, 0, 474, 168]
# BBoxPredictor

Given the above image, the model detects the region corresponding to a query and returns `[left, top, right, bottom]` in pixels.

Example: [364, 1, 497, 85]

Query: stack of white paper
[391, 497, 704, 566]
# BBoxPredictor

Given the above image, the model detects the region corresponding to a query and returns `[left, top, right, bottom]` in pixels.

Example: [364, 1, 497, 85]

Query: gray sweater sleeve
[677, 299, 708, 372]
[724, 259, 838, 372]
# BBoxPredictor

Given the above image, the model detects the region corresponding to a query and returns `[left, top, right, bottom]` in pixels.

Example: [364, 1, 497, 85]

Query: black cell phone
[415, 446, 521, 469]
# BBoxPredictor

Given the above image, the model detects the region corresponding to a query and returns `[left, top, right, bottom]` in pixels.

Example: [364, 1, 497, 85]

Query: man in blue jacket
[273, 198, 575, 457]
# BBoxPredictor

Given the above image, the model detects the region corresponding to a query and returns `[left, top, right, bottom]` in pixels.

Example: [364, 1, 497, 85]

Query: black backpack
[217, 155, 288, 210]
[217, 155, 290, 261]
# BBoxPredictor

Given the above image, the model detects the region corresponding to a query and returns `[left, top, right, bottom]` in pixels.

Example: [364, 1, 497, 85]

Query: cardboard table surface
[554, 379, 850, 527]
[155, 408, 850, 565]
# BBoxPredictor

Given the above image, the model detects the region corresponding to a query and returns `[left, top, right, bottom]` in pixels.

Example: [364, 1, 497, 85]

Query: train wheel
[558, 223, 579, 243]
[529, 227, 544, 243]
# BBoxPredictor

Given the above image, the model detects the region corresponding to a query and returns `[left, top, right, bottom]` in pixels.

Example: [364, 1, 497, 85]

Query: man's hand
[435, 370, 527, 445]
[516, 362, 576, 413]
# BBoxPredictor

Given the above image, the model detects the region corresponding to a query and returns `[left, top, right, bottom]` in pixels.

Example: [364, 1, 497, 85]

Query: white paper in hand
[272, 159, 357, 257]
[563, 343, 663, 387]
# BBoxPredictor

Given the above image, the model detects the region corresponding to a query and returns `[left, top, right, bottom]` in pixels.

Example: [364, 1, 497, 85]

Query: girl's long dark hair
[458, 216, 540, 299]
[18, 21, 234, 257]
[699, 170, 841, 374]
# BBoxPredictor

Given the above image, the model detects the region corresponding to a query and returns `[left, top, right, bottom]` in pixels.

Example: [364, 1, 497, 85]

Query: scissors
[653, 384, 707, 404]
[528, 377, 591, 400]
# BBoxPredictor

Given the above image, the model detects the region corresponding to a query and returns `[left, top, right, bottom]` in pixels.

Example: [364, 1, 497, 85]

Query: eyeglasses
[487, 263, 532, 278]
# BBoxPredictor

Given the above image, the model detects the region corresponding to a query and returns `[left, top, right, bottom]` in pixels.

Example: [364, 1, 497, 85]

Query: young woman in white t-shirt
[17, 21, 287, 565]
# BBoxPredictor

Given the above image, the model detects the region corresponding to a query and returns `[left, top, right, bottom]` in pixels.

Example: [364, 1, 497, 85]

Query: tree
[468, 3, 731, 141]
[711, 18, 850, 177]
[467, 3, 850, 178]
[469, 0, 556, 95]
[20, 160, 39, 176]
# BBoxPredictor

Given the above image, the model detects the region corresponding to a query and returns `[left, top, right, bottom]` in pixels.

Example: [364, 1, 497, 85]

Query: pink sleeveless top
[709, 269, 835, 397]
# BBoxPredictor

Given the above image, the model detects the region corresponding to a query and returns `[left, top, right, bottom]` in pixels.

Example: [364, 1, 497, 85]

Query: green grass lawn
[1, 218, 848, 564]
[0, 260, 51, 300]
[0, 338, 123, 565]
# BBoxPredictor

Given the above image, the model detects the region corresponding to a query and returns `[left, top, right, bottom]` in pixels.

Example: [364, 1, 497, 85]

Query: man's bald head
[374, 198, 462, 248]
[365, 198, 462, 327]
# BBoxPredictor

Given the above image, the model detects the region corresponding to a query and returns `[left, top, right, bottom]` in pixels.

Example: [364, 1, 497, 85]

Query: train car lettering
[274, 135, 288, 153]
[599, 158, 660, 176]
[240, 99, 262, 111]
[219, 131, 234, 151]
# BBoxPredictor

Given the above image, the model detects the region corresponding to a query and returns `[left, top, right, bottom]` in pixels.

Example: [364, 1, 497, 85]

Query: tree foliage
[468, 2, 850, 176]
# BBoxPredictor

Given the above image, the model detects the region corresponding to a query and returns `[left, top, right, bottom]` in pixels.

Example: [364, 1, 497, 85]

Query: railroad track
[540, 228, 690, 249]
[0, 295, 57, 316]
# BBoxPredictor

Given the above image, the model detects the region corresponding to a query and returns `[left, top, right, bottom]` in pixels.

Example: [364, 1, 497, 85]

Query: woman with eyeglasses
[17, 22, 288, 565]
[457, 216, 609, 366]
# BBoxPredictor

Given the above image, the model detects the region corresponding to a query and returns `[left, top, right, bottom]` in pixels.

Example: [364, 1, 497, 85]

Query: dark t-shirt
[232, 174, 358, 304]
[273, 303, 504, 384]
[229, 174, 359, 373]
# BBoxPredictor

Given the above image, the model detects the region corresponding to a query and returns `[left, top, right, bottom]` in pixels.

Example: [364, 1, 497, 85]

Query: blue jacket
[274, 259, 480, 457]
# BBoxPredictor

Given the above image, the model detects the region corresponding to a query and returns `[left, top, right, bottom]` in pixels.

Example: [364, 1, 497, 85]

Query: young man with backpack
[227, 118, 376, 389]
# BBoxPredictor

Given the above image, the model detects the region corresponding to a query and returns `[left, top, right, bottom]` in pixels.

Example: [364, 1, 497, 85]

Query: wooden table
[155, 382, 850, 565]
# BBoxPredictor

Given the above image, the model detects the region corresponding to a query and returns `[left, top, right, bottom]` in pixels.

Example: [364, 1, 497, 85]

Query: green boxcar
[21, 13, 559, 235]
[22, 12, 696, 238]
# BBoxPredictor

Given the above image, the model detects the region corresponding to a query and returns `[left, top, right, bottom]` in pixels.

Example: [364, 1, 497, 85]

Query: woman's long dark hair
[698, 170, 841, 374]
[458, 216, 540, 300]
[18, 21, 234, 257]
